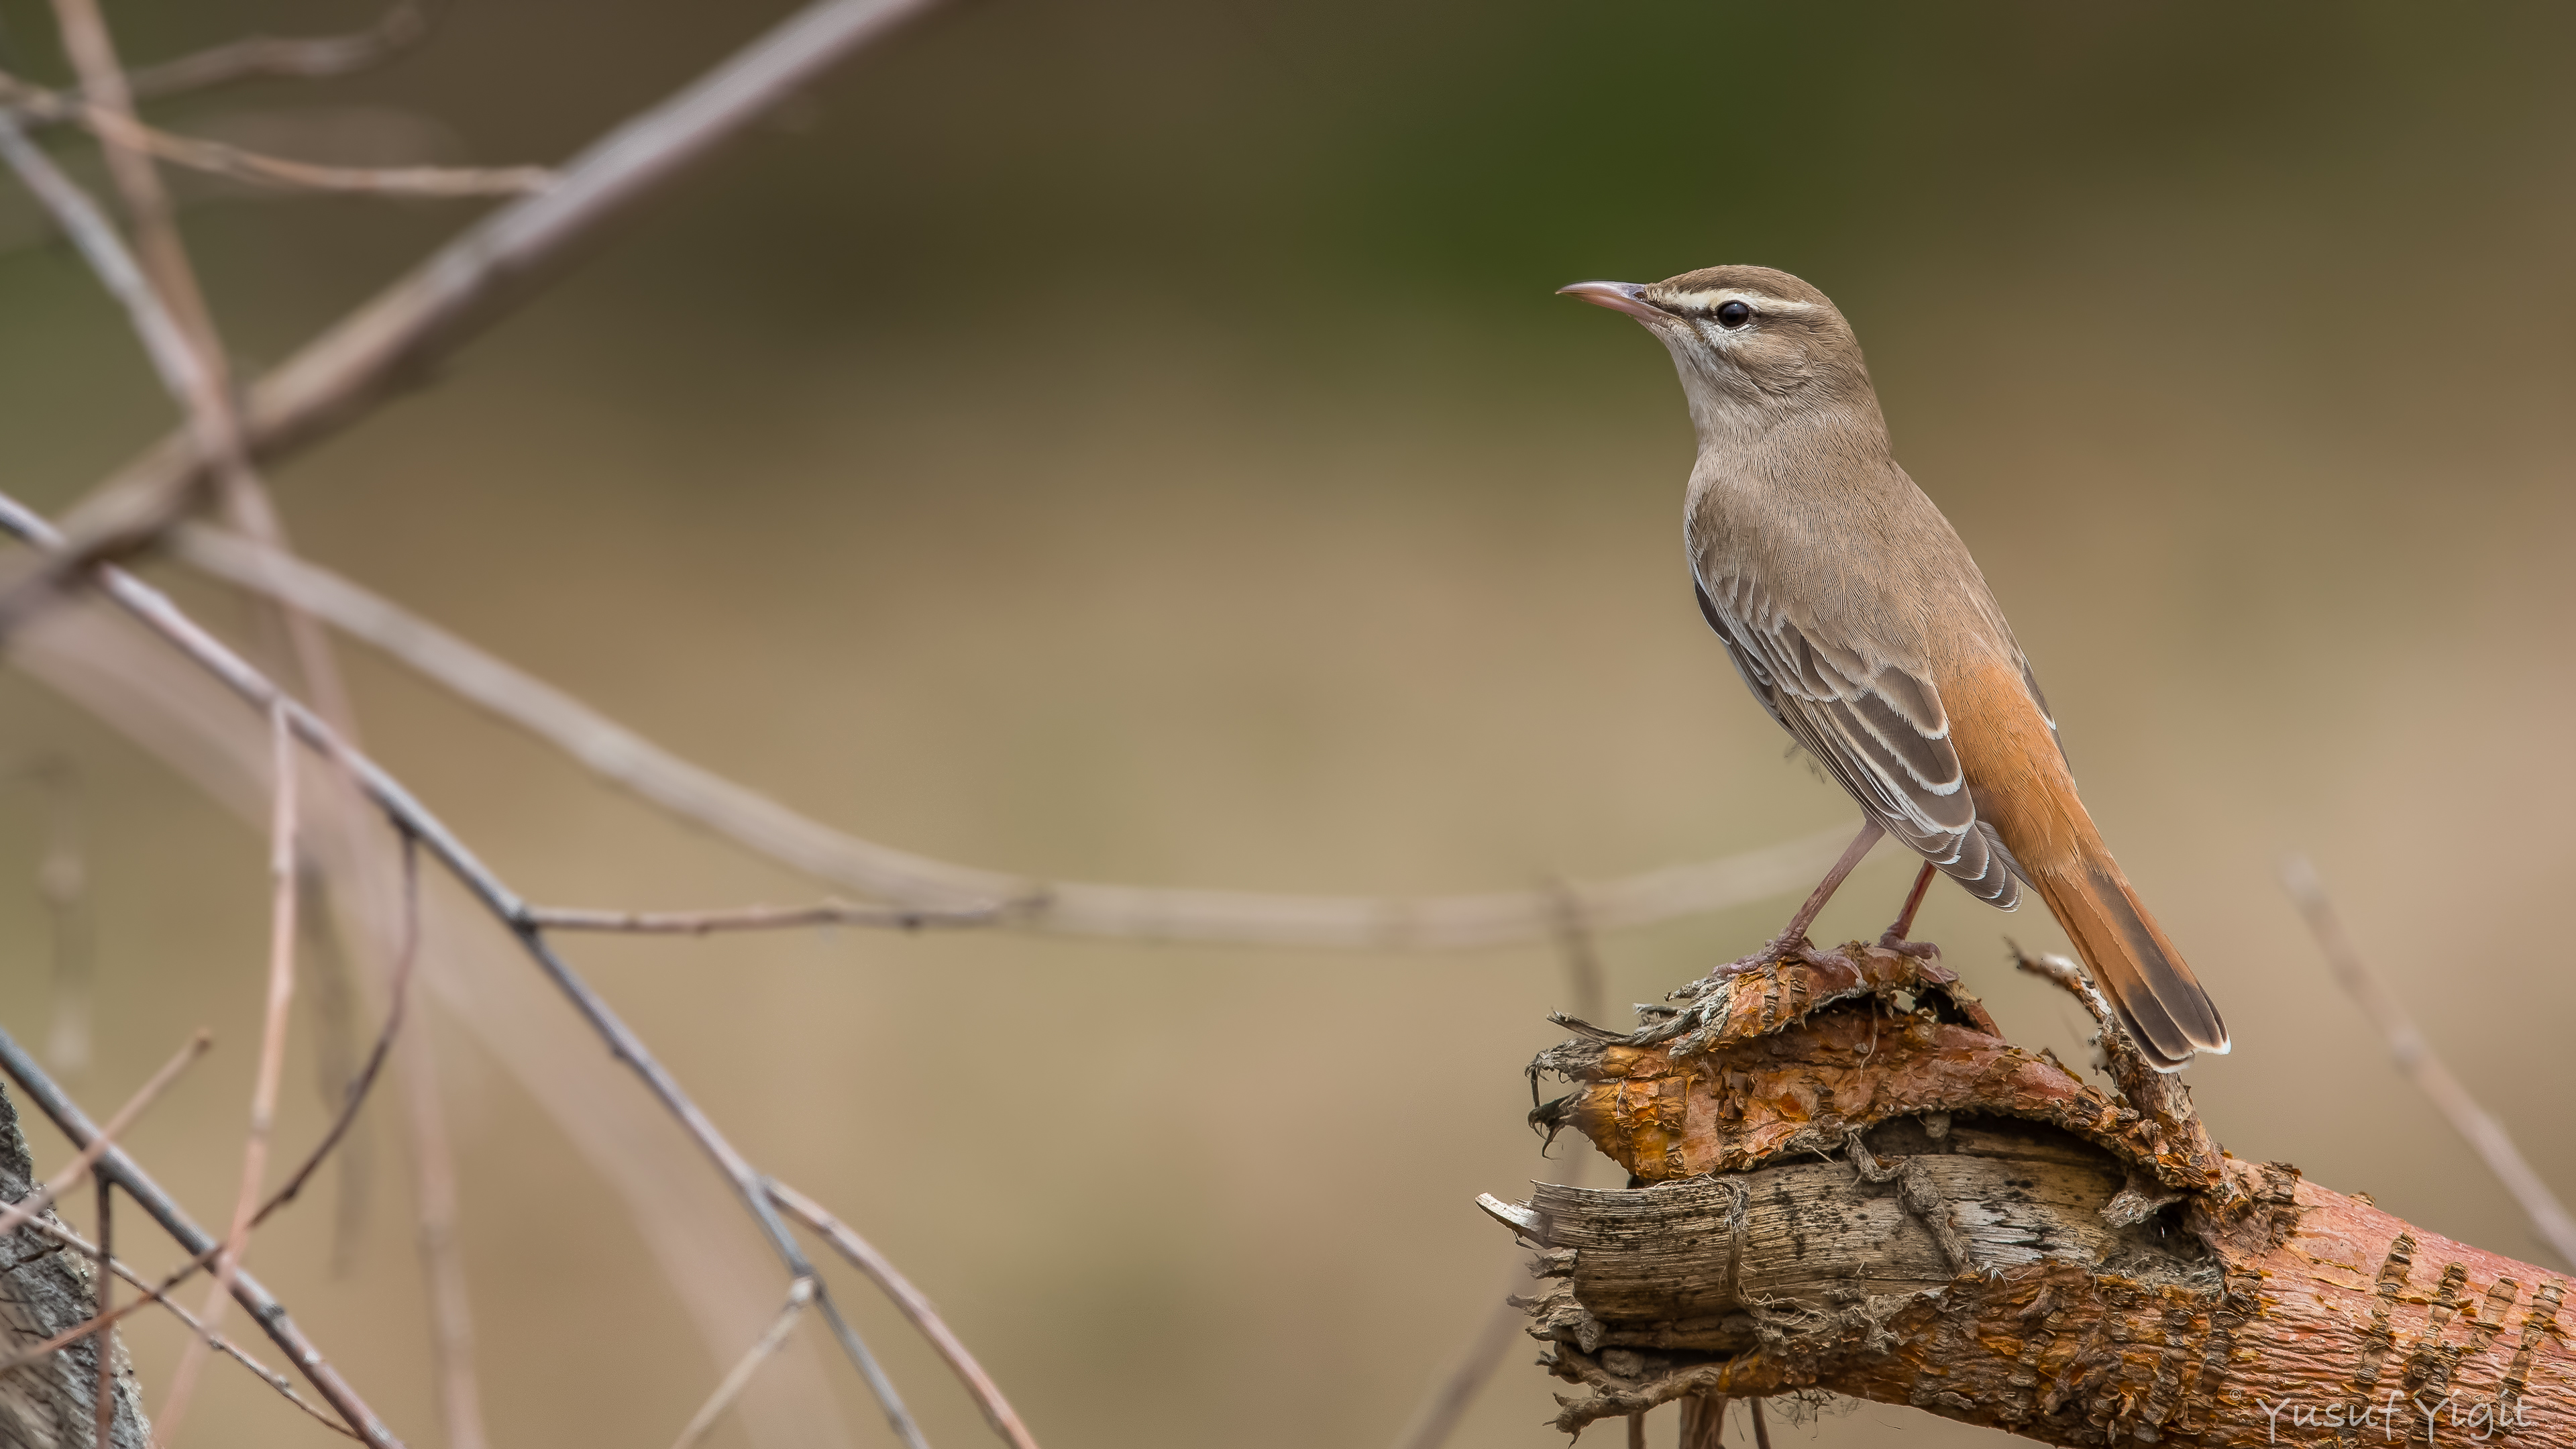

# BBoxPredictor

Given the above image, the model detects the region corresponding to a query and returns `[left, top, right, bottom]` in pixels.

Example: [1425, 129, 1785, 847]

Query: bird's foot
[1876, 928, 1940, 961]
[1707, 932, 1829, 981]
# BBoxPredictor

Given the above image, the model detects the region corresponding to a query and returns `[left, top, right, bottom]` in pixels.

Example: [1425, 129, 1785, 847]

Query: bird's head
[1559, 265, 1876, 442]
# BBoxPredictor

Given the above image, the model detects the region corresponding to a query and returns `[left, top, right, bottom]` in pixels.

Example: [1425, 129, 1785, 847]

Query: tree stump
[0, 1081, 150, 1448]
[1489, 941, 2571, 1445]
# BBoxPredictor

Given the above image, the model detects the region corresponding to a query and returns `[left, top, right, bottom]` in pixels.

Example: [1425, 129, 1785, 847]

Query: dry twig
[3, 1071, 455, 1409]
[258, 836, 419, 1224]
[0, 1024, 398, 1446]
[0, 490, 925, 1444]
[123, 1, 431, 100]
[0, 78, 553, 197]
[768, 1180, 1043, 1449]
[46, 0, 217, 356]
[0, 44, 333, 739]
[93, 109, 550, 196]
[528, 900, 999, 934]
[392, 982, 482, 1448]
[15, 13, 488, 1428]
[0, 1028, 209, 1241]
[2282, 854, 2576, 1267]
[172, 523, 1854, 945]
[0, 6, 350, 737]
[0, 115, 227, 478]
[156, 704, 305, 1446]
[0, 4, 983, 1444]
[0, 1210, 357, 1439]
[670, 1277, 816, 1449]
[25, 0, 953, 574]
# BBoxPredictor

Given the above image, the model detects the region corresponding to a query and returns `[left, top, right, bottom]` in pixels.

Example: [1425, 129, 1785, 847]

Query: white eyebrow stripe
[1666, 288, 1819, 315]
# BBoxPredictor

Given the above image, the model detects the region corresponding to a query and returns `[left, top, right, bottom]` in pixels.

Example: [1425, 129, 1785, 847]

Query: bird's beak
[1556, 280, 1668, 323]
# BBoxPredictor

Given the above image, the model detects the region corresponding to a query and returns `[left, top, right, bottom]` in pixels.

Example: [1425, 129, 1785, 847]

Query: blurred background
[0, 1, 2571, 1445]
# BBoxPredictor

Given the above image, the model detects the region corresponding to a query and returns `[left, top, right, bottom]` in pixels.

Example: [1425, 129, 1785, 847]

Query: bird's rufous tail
[2031, 861, 2229, 1072]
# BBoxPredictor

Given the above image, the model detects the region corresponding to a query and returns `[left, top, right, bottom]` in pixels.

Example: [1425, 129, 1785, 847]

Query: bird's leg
[1713, 818, 1884, 977]
[1878, 861, 1940, 958]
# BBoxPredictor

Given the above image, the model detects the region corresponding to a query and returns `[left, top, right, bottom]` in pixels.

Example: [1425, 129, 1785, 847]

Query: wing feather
[1694, 573, 2021, 906]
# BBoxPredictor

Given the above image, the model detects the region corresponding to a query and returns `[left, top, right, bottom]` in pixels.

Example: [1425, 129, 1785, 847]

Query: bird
[1559, 264, 2228, 1071]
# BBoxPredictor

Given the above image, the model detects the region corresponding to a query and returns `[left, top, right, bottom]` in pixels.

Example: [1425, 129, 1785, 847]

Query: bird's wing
[1697, 574, 2021, 906]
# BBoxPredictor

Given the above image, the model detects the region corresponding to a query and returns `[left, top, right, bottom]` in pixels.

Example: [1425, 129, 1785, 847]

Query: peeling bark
[1492, 943, 2572, 1445]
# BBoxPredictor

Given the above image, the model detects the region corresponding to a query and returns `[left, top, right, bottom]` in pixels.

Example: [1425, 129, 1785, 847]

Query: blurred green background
[0, 1, 2571, 1445]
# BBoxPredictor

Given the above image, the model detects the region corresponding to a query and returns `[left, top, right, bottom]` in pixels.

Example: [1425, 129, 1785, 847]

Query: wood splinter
[1487, 938, 2574, 1444]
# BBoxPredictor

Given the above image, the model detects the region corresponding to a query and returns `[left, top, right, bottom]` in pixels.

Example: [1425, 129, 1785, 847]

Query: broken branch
[1501, 941, 2573, 1444]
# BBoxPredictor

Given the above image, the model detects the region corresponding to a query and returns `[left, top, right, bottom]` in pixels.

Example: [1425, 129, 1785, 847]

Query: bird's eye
[1715, 301, 1752, 329]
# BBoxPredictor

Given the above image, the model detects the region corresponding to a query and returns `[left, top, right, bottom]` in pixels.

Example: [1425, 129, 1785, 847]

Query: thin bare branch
[0, 54, 324, 728]
[0, 1028, 208, 1241]
[124, 1, 431, 100]
[528, 900, 1000, 934]
[670, 1277, 816, 1449]
[258, 837, 417, 1225]
[390, 950, 484, 1449]
[296, 865, 372, 1273]
[11, 39, 415, 1426]
[5, 1062, 447, 1415]
[1, 83, 553, 197]
[103, 113, 549, 196]
[29, 0, 950, 575]
[157, 704, 305, 1446]
[2282, 855, 2576, 1268]
[0, 113, 226, 451]
[13, 36, 470, 1440]
[0, 489, 915, 1445]
[46, 0, 219, 356]
[2010, 943, 2106, 1021]
[11, 9, 370, 745]
[0, 19, 348, 737]
[170, 523, 1853, 945]
[0, 1024, 400, 1446]
[0, 1212, 359, 1439]
[0, 3, 431, 121]
[767, 1180, 1041, 1449]
[30, 23, 476, 1443]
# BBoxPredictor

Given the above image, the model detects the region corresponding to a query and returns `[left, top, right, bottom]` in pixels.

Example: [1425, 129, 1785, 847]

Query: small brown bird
[1562, 265, 2227, 1070]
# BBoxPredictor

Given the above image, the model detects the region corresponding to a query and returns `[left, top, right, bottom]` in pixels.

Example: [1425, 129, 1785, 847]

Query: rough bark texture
[0, 1082, 150, 1448]
[1494, 942, 2572, 1445]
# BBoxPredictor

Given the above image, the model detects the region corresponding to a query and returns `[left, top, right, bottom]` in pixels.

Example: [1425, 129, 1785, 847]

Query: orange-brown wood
[1509, 947, 2573, 1445]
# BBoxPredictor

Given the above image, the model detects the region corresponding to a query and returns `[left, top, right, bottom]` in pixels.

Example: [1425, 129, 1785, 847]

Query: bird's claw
[1707, 934, 1823, 981]
[1876, 929, 1940, 961]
